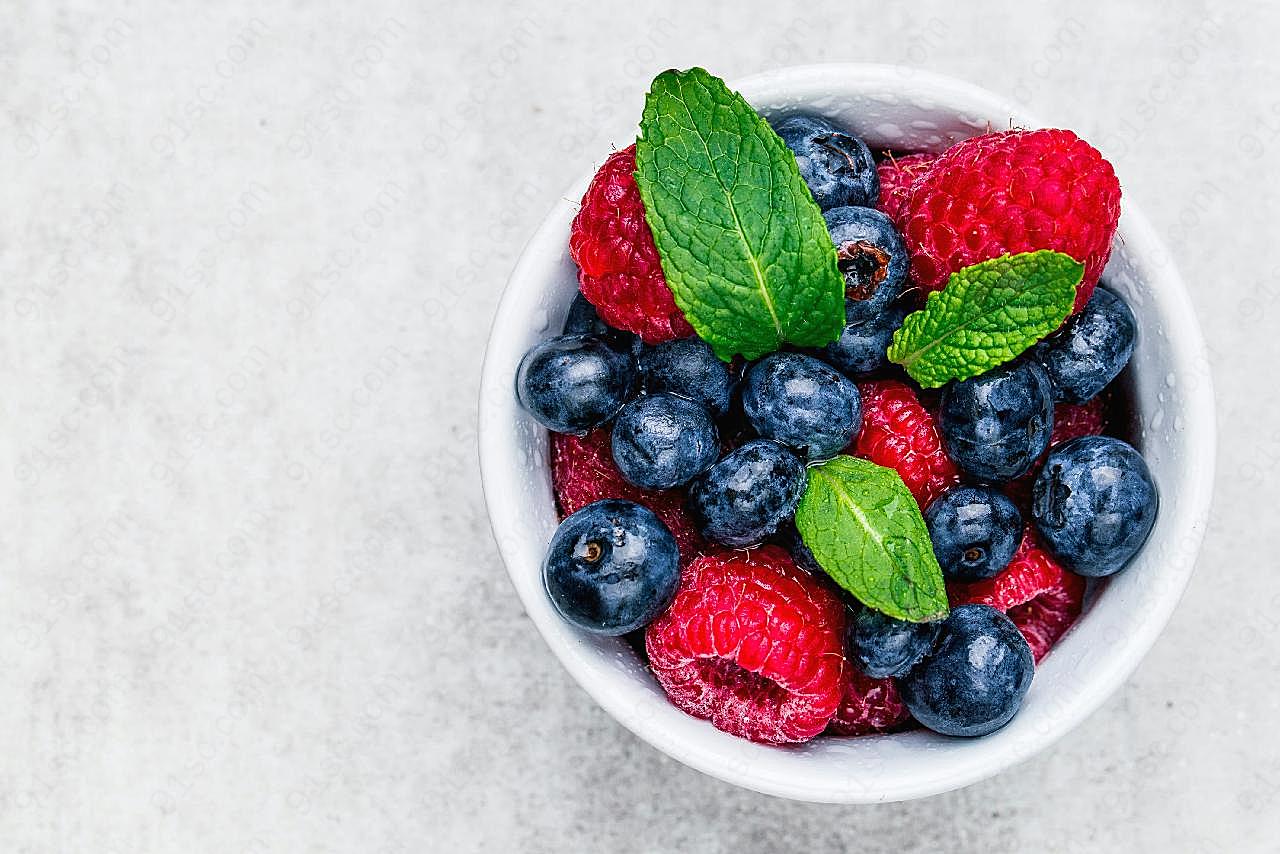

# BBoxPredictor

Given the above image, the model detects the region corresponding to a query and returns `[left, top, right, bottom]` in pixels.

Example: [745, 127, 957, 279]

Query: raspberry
[891, 129, 1120, 314]
[827, 668, 913, 736]
[1049, 395, 1107, 446]
[850, 380, 960, 507]
[550, 429, 705, 560]
[1007, 396, 1108, 508]
[947, 528, 1085, 661]
[876, 152, 935, 222]
[569, 145, 694, 344]
[645, 546, 846, 744]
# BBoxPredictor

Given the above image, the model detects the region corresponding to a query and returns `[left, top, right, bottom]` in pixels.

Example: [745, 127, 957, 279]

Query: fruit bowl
[477, 64, 1215, 803]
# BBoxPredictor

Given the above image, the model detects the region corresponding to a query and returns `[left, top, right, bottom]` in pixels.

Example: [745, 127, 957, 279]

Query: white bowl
[478, 64, 1216, 803]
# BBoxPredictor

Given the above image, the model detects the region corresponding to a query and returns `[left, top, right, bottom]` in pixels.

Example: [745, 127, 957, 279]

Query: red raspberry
[891, 129, 1120, 314]
[948, 528, 1085, 661]
[850, 380, 960, 508]
[827, 668, 913, 736]
[876, 152, 935, 222]
[1007, 396, 1108, 508]
[569, 145, 694, 344]
[645, 546, 846, 744]
[550, 429, 705, 560]
[1049, 395, 1107, 446]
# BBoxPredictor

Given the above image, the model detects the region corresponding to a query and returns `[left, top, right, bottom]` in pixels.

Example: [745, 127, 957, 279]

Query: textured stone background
[0, 1, 1270, 851]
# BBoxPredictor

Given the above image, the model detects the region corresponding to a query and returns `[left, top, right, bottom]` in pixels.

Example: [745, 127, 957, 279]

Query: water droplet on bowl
[874, 122, 904, 141]
[1164, 372, 1176, 388]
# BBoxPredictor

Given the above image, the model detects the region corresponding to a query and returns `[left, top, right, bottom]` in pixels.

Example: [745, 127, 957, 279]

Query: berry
[563, 291, 641, 355]
[938, 360, 1054, 482]
[1050, 396, 1108, 446]
[891, 129, 1121, 314]
[850, 380, 960, 507]
[637, 337, 734, 416]
[773, 115, 879, 209]
[688, 439, 806, 548]
[949, 528, 1086, 662]
[1005, 396, 1108, 509]
[569, 145, 694, 343]
[743, 353, 863, 461]
[925, 485, 1023, 582]
[1032, 287, 1136, 403]
[846, 605, 940, 678]
[824, 206, 908, 324]
[610, 393, 719, 490]
[551, 429, 705, 558]
[516, 334, 637, 434]
[828, 669, 913, 736]
[822, 301, 907, 378]
[645, 546, 846, 743]
[1031, 436, 1158, 577]
[877, 152, 935, 221]
[543, 499, 680, 635]
[898, 603, 1035, 737]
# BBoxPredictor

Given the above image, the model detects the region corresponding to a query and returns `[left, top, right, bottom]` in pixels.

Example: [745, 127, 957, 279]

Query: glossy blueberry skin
[773, 114, 879, 209]
[1032, 287, 1136, 403]
[543, 499, 680, 635]
[743, 353, 862, 461]
[610, 393, 719, 490]
[637, 337, 734, 416]
[898, 604, 1035, 737]
[822, 301, 908, 378]
[925, 485, 1023, 582]
[563, 292, 641, 357]
[688, 439, 807, 548]
[938, 360, 1054, 482]
[824, 206, 908, 324]
[1031, 436, 1158, 577]
[847, 606, 941, 678]
[516, 334, 636, 434]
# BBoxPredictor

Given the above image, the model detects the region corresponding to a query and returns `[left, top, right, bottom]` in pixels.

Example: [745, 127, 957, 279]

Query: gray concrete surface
[0, 1, 1271, 851]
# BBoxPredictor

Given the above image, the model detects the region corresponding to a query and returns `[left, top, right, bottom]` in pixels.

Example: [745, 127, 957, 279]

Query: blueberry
[847, 606, 941, 678]
[938, 360, 1054, 482]
[610, 393, 719, 490]
[516, 334, 636, 434]
[925, 485, 1023, 582]
[773, 114, 879, 209]
[543, 499, 680, 635]
[1032, 287, 1137, 403]
[822, 301, 908, 378]
[775, 521, 824, 575]
[743, 353, 862, 461]
[823, 207, 908, 324]
[563, 292, 641, 357]
[898, 604, 1035, 737]
[638, 337, 733, 416]
[688, 439, 806, 547]
[1031, 436, 1158, 577]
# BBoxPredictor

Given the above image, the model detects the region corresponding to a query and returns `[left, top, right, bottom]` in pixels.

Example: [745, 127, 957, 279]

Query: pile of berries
[516, 113, 1156, 744]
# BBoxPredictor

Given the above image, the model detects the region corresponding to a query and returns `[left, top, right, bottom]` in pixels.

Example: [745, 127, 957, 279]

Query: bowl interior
[478, 64, 1215, 803]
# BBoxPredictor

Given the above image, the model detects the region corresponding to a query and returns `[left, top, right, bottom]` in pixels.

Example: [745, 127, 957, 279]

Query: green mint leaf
[887, 250, 1083, 388]
[796, 455, 948, 623]
[633, 68, 844, 361]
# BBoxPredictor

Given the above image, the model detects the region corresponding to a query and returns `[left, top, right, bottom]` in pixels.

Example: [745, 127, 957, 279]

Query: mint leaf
[633, 68, 844, 361]
[796, 455, 948, 622]
[887, 250, 1083, 388]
